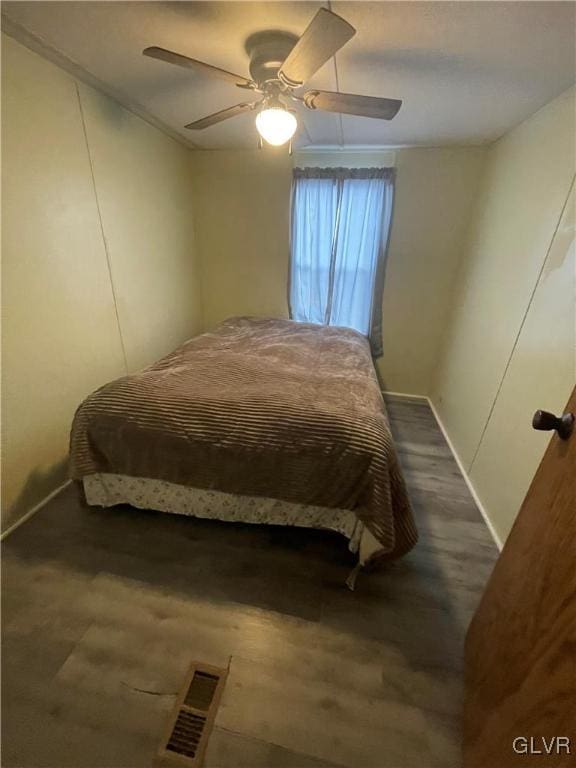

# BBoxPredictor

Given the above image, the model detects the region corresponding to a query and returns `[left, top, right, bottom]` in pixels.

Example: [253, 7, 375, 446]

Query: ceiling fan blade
[304, 90, 402, 120]
[278, 8, 355, 88]
[185, 102, 258, 130]
[143, 46, 254, 88]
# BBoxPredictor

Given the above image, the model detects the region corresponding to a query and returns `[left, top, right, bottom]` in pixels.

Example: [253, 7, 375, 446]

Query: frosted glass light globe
[255, 107, 297, 146]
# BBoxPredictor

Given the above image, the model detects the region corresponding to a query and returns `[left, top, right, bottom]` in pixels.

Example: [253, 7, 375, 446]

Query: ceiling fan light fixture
[145, 8, 403, 146]
[255, 106, 297, 146]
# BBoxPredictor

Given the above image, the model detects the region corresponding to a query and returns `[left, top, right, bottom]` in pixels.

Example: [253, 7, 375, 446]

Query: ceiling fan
[143, 7, 402, 147]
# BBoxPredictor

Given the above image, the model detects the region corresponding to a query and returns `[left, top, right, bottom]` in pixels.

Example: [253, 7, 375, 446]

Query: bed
[70, 316, 417, 573]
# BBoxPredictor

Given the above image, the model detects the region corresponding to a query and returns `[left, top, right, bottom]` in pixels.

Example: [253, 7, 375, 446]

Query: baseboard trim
[0, 480, 72, 541]
[426, 398, 503, 551]
[383, 390, 428, 401]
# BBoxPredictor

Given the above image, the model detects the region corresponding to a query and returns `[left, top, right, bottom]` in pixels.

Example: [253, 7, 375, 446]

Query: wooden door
[464, 387, 576, 768]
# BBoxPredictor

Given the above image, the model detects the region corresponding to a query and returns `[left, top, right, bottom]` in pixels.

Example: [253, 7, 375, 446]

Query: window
[289, 167, 394, 356]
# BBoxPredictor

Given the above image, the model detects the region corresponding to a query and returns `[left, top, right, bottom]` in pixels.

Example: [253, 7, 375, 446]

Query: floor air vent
[157, 662, 228, 767]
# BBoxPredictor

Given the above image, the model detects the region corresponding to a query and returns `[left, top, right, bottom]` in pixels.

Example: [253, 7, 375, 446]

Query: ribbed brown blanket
[70, 317, 417, 558]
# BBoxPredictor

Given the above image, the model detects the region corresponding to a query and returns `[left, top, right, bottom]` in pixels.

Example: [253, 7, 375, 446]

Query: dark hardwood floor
[1, 395, 498, 768]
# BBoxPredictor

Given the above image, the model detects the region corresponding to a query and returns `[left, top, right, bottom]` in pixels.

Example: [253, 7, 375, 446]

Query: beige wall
[78, 85, 202, 372]
[1, 36, 203, 530]
[191, 146, 486, 394]
[190, 149, 293, 330]
[431, 86, 576, 546]
[378, 147, 485, 393]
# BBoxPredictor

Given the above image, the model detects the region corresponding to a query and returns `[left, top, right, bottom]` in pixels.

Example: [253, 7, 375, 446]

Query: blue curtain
[289, 167, 394, 357]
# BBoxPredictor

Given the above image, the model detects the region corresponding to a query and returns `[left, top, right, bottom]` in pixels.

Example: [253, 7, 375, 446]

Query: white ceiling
[2, 1, 575, 149]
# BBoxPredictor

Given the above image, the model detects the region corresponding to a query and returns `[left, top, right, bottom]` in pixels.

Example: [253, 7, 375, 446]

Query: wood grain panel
[464, 387, 576, 767]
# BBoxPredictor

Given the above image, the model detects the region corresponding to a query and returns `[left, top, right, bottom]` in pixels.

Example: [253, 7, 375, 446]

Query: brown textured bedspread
[70, 317, 417, 557]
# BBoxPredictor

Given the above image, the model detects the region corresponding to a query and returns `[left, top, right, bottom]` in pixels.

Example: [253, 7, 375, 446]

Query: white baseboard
[383, 390, 428, 401]
[0, 480, 72, 541]
[426, 398, 503, 551]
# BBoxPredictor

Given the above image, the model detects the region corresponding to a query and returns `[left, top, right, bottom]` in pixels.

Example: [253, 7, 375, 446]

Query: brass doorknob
[532, 410, 575, 440]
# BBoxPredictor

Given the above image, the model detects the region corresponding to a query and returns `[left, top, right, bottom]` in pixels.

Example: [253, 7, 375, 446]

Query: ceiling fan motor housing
[244, 31, 298, 87]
